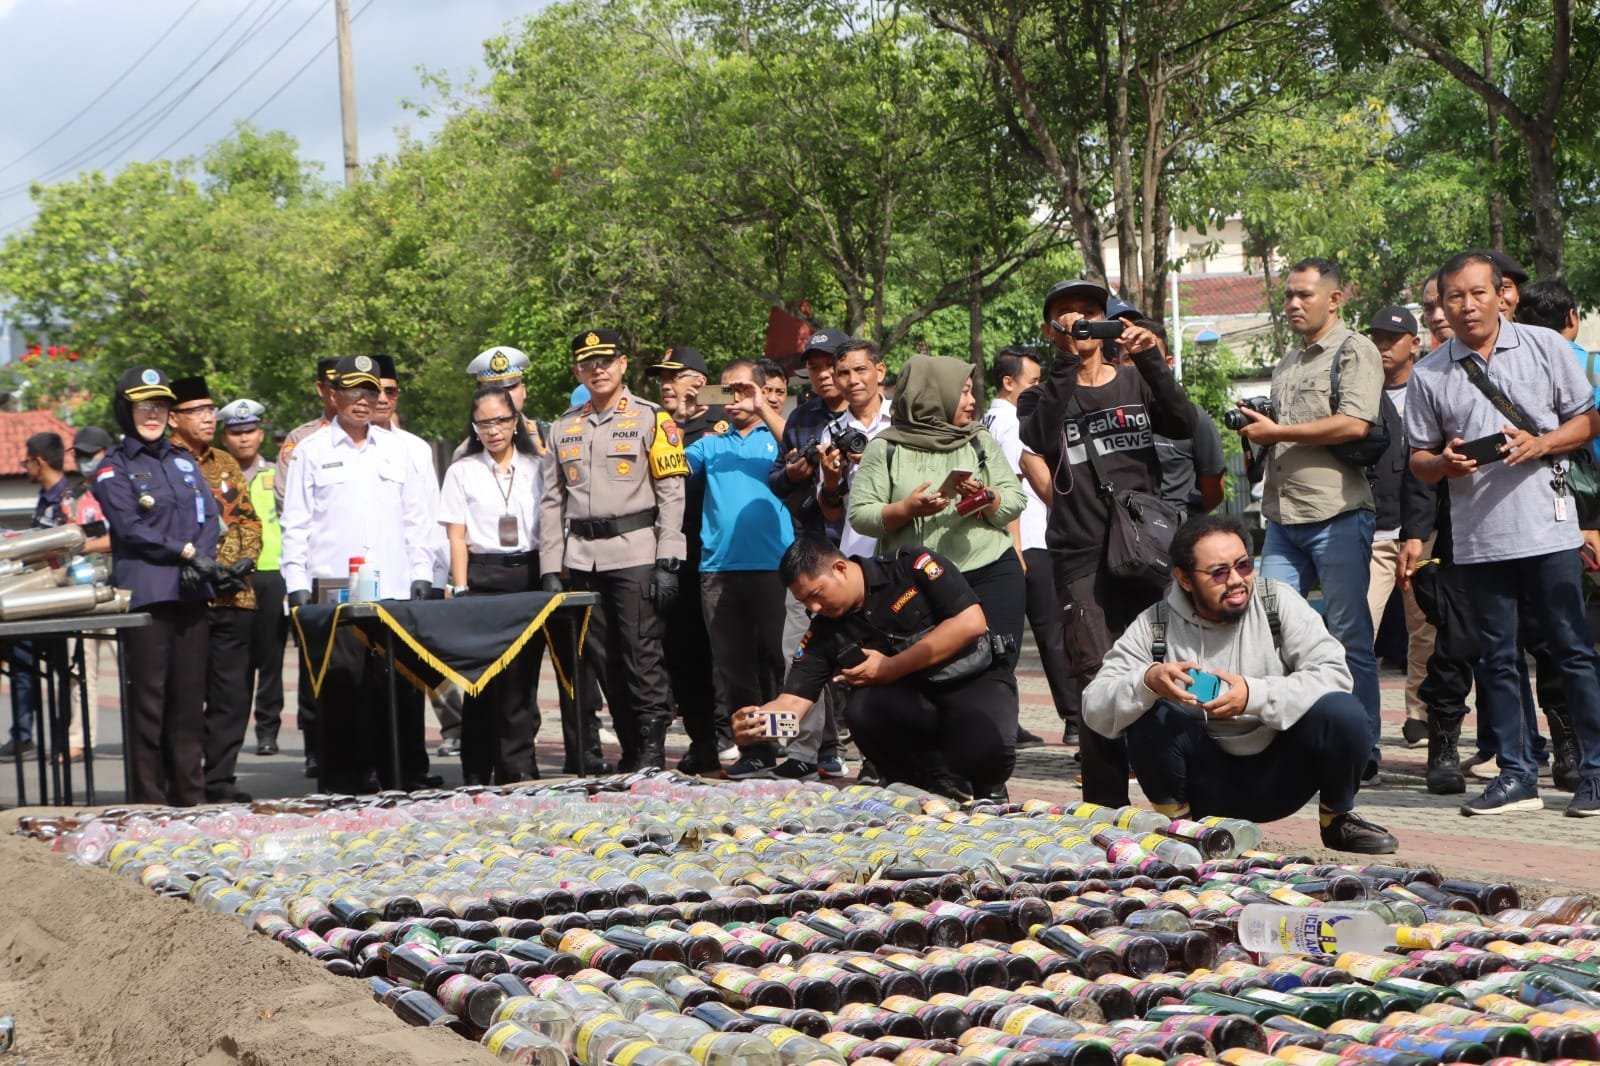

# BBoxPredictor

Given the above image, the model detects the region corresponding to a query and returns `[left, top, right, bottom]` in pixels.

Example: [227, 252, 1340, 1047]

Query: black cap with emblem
[650, 346, 709, 377]
[316, 356, 340, 382]
[572, 329, 625, 361]
[331, 355, 381, 390]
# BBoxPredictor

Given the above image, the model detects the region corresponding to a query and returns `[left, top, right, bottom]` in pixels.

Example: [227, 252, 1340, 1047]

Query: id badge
[498, 514, 519, 547]
[194, 492, 206, 524]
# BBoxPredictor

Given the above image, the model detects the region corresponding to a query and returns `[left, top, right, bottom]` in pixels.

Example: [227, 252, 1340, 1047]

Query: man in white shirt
[985, 346, 1078, 745]
[816, 340, 893, 557]
[281, 355, 437, 792]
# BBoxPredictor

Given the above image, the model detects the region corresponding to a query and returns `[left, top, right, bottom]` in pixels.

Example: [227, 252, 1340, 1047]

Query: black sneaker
[255, 739, 279, 756]
[1320, 811, 1399, 854]
[1015, 727, 1045, 749]
[676, 744, 722, 775]
[0, 738, 36, 760]
[1060, 720, 1080, 745]
[1401, 719, 1428, 747]
[1362, 759, 1381, 785]
[436, 737, 461, 757]
[723, 752, 778, 779]
[1566, 777, 1600, 818]
[772, 759, 820, 781]
[205, 785, 253, 804]
[856, 759, 885, 787]
[1460, 776, 1543, 816]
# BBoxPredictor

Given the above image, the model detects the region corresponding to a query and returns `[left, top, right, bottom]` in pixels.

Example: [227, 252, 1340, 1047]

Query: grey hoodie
[1082, 578, 1353, 756]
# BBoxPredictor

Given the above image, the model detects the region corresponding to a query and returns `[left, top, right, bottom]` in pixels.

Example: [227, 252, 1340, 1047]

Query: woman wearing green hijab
[848, 354, 1027, 665]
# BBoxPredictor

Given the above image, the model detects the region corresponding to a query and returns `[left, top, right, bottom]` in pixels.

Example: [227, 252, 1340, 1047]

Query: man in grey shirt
[1405, 249, 1600, 818]
[1232, 257, 1385, 775]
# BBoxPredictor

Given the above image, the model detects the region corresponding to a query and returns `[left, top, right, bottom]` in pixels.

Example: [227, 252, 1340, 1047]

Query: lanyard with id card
[496, 464, 519, 547]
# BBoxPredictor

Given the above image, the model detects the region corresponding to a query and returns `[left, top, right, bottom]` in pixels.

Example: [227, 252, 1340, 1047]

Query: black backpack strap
[1150, 598, 1169, 662]
[1327, 334, 1354, 415]
[1260, 578, 1284, 667]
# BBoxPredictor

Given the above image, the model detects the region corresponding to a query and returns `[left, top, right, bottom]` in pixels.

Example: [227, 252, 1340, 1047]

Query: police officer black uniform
[95, 367, 224, 806]
[540, 329, 687, 771]
[649, 345, 729, 772]
[733, 536, 1019, 801]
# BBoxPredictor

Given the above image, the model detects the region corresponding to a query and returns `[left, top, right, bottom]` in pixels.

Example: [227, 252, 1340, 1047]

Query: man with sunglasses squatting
[1081, 512, 1400, 854]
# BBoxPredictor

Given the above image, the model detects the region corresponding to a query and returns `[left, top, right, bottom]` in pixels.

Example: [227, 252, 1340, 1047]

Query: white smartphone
[937, 468, 974, 497]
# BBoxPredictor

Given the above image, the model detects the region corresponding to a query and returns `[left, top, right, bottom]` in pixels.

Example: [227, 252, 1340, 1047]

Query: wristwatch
[450, 585, 470, 597]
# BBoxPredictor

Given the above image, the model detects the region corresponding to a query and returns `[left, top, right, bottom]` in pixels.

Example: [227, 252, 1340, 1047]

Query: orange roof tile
[0, 410, 89, 476]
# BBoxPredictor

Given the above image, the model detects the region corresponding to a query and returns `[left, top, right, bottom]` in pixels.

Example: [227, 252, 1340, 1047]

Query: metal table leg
[117, 635, 132, 800]
[77, 637, 95, 805]
[385, 628, 401, 789]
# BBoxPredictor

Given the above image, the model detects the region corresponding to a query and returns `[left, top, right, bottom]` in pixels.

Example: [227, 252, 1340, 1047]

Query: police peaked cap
[119, 366, 177, 403]
[571, 329, 626, 361]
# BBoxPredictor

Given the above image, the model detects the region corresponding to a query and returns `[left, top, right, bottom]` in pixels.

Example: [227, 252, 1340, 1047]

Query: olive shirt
[1262, 320, 1383, 526]
[846, 429, 1025, 572]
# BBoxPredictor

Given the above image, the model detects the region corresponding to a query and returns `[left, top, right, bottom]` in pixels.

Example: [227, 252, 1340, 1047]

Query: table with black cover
[292, 591, 597, 789]
[0, 611, 151, 807]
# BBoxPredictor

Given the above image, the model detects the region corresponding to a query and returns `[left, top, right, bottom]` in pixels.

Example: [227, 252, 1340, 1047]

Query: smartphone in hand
[1456, 432, 1508, 466]
[760, 711, 800, 739]
[1186, 668, 1226, 704]
[837, 642, 868, 668]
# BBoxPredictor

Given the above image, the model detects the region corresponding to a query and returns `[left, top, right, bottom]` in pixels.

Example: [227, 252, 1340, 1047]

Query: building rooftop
[0, 410, 83, 476]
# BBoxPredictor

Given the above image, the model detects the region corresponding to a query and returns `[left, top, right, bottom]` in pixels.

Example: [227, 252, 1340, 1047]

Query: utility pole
[334, 0, 359, 187]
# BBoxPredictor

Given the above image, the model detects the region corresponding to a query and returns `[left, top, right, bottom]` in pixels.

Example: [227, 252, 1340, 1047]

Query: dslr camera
[1070, 319, 1125, 341]
[825, 416, 871, 458]
[1224, 397, 1275, 432]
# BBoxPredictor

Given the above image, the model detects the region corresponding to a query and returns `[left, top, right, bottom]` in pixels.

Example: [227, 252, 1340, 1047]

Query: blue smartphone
[1186, 668, 1224, 703]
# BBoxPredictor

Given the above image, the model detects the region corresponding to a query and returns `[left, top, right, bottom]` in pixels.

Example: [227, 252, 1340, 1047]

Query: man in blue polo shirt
[687, 359, 797, 778]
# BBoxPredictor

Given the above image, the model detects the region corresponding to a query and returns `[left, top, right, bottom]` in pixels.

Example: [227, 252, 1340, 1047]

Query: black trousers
[123, 601, 208, 806]
[459, 557, 544, 785]
[701, 570, 789, 759]
[1023, 548, 1078, 721]
[247, 570, 288, 744]
[1055, 566, 1165, 807]
[845, 672, 1019, 795]
[665, 563, 723, 752]
[319, 627, 429, 792]
[202, 606, 255, 793]
[569, 565, 672, 762]
[1125, 692, 1369, 820]
[965, 551, 1027, 668]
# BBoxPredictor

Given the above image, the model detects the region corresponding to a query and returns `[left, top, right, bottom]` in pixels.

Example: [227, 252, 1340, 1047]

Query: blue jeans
[7, 642, 38, 745]
[1261, 510, 1381, 762]
[1460, 550, 1600, 790]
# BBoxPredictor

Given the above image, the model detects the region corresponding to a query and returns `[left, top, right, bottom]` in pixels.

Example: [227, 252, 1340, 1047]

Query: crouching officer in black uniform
[733, 534, 1019, 801]
[95, 367, 225, 805]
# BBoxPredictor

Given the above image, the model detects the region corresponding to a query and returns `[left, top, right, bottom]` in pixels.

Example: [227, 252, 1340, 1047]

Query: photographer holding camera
[1231, 258, 1384, 779]
[816, 340, 893, 557]
[1020, 278, 1194, 806]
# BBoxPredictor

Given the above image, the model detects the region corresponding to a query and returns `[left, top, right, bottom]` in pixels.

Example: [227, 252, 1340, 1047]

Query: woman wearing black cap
[94, 367, 224, 805]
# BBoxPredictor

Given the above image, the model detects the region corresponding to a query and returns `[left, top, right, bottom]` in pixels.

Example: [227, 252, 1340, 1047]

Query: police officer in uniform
[540, 329, 687, 771]
[649, 345, 728, 772]
[95, 367, 224, 806]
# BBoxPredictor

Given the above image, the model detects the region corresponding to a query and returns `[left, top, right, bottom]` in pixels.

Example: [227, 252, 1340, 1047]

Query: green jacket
[246, 461, 282, 572]
[846, 428, 1024, 569]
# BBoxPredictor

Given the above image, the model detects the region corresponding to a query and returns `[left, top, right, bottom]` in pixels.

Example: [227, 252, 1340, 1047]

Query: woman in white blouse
[438, 385, 545, 783]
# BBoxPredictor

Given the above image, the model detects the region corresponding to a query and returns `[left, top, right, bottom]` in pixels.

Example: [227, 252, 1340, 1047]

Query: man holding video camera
[816, 339, 893, 556]
[1231, 257, 1385, 780]
[1020, 278, 1194, 806]
[1082, 513, 1398, 853]
[732, 534, 1017, 801]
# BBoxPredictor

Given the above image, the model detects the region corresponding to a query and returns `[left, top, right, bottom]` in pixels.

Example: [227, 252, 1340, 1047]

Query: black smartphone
[1457, 432, 1508, 466]
[837, 642, 867, 668]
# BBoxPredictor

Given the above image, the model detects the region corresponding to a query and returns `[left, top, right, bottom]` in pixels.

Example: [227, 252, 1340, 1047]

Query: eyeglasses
[1197, 557, 1255, 586]
[473, 414, 516, 431]
[336, 386, 378, 402]
[381, 386, 401, 398]
[173, 404, 217, 418]
[131, 400, 171, 418]
[576, 355, 620, 374]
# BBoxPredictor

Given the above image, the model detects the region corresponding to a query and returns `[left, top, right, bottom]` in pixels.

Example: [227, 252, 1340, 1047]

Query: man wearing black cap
[769, 328, 852, 537]
[1021, 278, 1195, 806]
[169, 376, 262, 803]
[647, 345, 729, 772]
[1473, 248, 1529, 318]
[281, 355, 439, 791]
[1361, 307, 1433, 749]
[541, 330, 688, 771]
[63, 426, 115, 761]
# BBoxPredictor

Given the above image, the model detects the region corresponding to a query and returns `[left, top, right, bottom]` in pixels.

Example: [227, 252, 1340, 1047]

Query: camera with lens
[1070, 319, 1126, 341]
[1223, 397, 1276, 432]
[800, 438, 823, 466]
[826, 417, 871, 458]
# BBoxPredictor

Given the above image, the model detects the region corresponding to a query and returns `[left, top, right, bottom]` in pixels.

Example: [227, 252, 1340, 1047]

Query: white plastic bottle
[350, 558, 381, 602]
[1237, 903, 1394, 956]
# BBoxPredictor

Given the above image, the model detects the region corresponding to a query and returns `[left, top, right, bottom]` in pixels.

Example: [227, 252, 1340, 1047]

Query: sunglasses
[1196, 557, 1255, 586]
[473, 414, 516, 431]
[576, 355, 620, 374]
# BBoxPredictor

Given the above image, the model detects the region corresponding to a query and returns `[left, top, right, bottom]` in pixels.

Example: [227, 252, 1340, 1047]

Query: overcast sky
[0, 0, 547, 234]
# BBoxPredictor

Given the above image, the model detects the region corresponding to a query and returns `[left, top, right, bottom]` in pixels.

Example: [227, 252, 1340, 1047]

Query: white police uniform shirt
[818, 396, 892, 559]
[280, 420, 434, 600]
[393, 424, 448, 582]
[983, 396, 1048, 551]
[439, 448, 543, 553]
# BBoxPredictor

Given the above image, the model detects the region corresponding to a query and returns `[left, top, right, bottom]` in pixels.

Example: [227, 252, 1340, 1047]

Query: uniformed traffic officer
[457, 345, 548, 459]
[732, 534, 1019, 802]
[217, 399, 290, 759]
[169, 376, 262, 803]
[94, 367, 224, 806]
[540, 329, 687, 771]
[276, 355, 338, 778]
[649, 345, 728, 772]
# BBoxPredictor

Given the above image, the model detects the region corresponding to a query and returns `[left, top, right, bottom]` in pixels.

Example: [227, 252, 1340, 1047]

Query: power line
[0, 0, 205, 178]
[242, 0, 379, 127]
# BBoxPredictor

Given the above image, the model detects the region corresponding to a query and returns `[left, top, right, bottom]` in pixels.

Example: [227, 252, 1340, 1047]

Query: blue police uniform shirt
[32, 478, 69, 529]
[95, 436, 221, 610]
[686, 423, 795, 572]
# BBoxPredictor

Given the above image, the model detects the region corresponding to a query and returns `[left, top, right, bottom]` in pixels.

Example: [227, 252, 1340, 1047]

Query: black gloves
[410, 580, 434, 601]
[649, 558, 681, 613]
[541, 574, 564, 594]
[215, 558, 255, 596]
[179, 554, 225, 596]
[287, 590, 312, 610]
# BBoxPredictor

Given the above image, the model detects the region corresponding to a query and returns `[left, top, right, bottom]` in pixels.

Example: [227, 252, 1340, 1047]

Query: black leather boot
[638, 718, 668, 772]
[1426, 717, 1465, 795]
[1547, 705, 1581, 792]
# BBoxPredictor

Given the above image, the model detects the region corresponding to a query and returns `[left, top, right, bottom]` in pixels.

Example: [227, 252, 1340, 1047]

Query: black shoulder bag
[1326, 335, 1392, 467]
[1457, 355, 1600, 530]
[1068, 396, 1182, 587]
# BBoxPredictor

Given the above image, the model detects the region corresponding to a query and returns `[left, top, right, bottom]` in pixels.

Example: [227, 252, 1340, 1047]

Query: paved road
[3, 630, 1595, 890]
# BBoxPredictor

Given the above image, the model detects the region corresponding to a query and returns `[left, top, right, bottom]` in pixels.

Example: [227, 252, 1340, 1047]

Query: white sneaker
[599, 727, 619, 746]
[720, 744, 739, 763]
[1463, 754, 1501, 780]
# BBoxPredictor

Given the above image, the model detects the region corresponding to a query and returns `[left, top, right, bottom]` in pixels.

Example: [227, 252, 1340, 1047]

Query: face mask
[77, 455, 101, 478]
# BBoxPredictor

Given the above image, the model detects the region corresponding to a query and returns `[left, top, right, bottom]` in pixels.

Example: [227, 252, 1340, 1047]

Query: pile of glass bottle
[19, 772, 1600, 1066]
